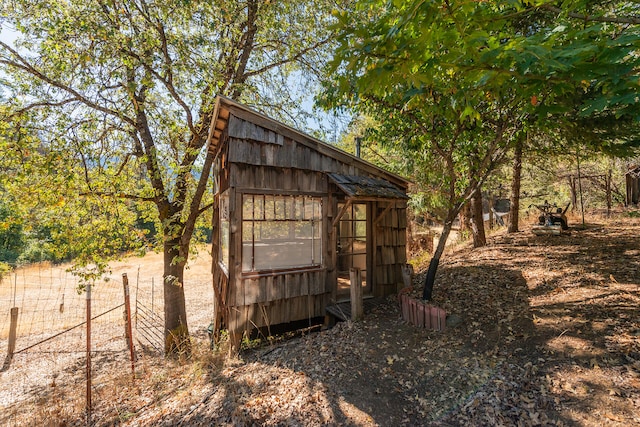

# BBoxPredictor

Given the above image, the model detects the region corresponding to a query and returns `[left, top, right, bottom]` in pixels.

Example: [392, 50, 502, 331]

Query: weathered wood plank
[350, 268, 364, 321]
[262, 143, 276, 166]
[276, 274, 286, 300]
[244, 278, 260, 305]
[224, 102, 408, 187]
[227, 115, 245, 139]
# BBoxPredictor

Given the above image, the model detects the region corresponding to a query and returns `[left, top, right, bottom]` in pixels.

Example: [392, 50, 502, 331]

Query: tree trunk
[606, 169, 612, 217]
[422, 219, 454, 301]
[470, 189, 486, 247]
[163, 238, 190, 355]
[508, 137, 522, 233]
[488, 194, 495, 230]
[568, 176, 577, 213]
[459, 201, 471, 235]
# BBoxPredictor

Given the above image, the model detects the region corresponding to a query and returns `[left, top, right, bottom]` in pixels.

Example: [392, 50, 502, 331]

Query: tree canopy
[322, 0, 640, 299]
[1, 0, 343, 353]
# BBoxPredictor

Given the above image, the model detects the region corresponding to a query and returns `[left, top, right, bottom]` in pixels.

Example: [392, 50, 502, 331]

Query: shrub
[0, 261, 12, 281]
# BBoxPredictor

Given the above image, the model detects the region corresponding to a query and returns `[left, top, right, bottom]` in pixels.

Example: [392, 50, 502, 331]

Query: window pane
[242, 221, 253, 242]
[241, 194, 322, 271]
[242, 195, 254, 220]
[296, 221, 312, 238]
[353, 253, 366, 270]
[355, 221, 367, 238]
[312, 219, 321, 239]
[221, 221, 229, 267]
[312, 238, 322, 264]
[338, 238, 351, 251]
[294, 197, 303, 220]
[242, 242, 252, 271]
[353, 239, 366, 253]
[275, 196, 286, 220]
[255, 195, 264, 220]
[258, 221, 288, 240]
[312, 200, 321, 219]
[302, 197, 321, 220]
[264, 196, 274, 220]
[340, 203, 352, 221]
[354, 204, 366, 220]
[219, 190, 230, 269]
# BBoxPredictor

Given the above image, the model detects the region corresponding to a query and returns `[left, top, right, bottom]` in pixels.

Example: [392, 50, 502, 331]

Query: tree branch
[539, 4, 640, 25]
[242, 38, 333, 81]
[197, 202, 215, 216]
[121, 47, 195, 134]
[181, 148, 214, 249]
[230, 0, 259, 98]
[0, 41, 136, 127]
[12, 98, 78, 116]
[79, 191, 155, 202]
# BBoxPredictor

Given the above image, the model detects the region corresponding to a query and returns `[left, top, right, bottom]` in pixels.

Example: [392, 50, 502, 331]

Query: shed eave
[206, 96, 411, 187]
[328, 173, 409, 201]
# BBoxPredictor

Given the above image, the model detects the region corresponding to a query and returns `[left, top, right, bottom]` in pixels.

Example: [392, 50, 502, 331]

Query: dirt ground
[2, 216, 639, 426]
[120, 216, 639, 426]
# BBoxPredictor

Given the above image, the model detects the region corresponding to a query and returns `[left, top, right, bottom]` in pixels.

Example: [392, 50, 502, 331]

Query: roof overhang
[328, 173, 409, 201]
[206, 96, 410, 188]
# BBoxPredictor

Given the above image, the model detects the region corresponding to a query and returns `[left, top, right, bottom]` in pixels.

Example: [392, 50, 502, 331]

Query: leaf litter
[4, 218, 638, 426]
[133, 218, 639, 426]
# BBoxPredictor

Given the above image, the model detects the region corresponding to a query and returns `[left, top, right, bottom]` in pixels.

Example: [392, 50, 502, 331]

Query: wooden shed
[207, 97, 409, 347]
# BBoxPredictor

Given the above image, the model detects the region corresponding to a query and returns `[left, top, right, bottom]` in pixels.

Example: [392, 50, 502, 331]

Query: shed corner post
[349, 267, 364, 321]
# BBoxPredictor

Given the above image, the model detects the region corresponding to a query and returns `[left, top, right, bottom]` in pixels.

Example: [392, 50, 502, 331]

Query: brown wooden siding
[211, 108, 409, 340]
[228, 269, 327, 307]
[373, 202, 408, 296]
[229, 135, 361, 176]
[229, 163, 327, 194]
[227, 293, 331, 333]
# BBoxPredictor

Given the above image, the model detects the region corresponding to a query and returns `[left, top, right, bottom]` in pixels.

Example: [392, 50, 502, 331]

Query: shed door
[336, 202, 371, 300]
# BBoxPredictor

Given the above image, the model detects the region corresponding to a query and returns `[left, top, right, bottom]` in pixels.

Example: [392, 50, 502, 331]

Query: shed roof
[206, 96, 409, 188]
[328, 173, 408, 200]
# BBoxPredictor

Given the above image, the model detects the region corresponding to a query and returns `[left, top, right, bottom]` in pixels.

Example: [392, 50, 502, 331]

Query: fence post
[349, 268, 363, 321]
[7, 307, 19, 356]
[122, 273, 136, 376]
[86, 282, 92, 420]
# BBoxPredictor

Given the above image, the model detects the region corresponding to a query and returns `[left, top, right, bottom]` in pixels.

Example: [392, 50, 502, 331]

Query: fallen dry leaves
[3, 216, 639, 426]
[123, 216, 639, 427]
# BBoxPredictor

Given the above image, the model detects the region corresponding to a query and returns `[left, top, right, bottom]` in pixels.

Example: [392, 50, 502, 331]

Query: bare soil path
[2, 219, 638, 426]
[129, 218, 639, 426]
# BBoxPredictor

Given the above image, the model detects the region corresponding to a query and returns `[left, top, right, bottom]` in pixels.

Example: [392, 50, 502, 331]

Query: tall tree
[508, 136, 524, 233]
[322, 1, 529, 300]
[324, 0, 640, 300]
[1, 0, 340, 353]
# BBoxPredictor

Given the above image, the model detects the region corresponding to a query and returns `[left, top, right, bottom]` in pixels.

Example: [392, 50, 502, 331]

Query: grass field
[0, 246, 215, 421]
[0, 247, 214, 341]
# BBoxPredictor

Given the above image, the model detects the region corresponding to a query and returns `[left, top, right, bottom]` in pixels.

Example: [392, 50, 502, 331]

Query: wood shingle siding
[208, 97, 410, 349]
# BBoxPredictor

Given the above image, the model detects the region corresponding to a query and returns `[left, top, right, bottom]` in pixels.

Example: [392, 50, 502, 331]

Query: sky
[0, 21, 351, 145]
[0, 23, 18, 44]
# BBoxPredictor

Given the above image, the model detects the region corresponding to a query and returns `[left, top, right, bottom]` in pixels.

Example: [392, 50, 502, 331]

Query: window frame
[241, 193, 323, 275]
[218, 189, 230, 275]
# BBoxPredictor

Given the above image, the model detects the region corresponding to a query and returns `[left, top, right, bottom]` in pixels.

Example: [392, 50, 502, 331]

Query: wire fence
[134, 277, 165, 354]
[0, 262, 166, 424]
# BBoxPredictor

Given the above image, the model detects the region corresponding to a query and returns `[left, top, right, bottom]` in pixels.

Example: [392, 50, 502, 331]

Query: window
[242, 194, 322, 272]
[219, 190, 230, 271]
[336, 203, 369, 297]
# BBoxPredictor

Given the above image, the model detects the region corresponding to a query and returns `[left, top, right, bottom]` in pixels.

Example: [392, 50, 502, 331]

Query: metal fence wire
[0, 263, 166, 423]
[134, 278, 164, 353]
